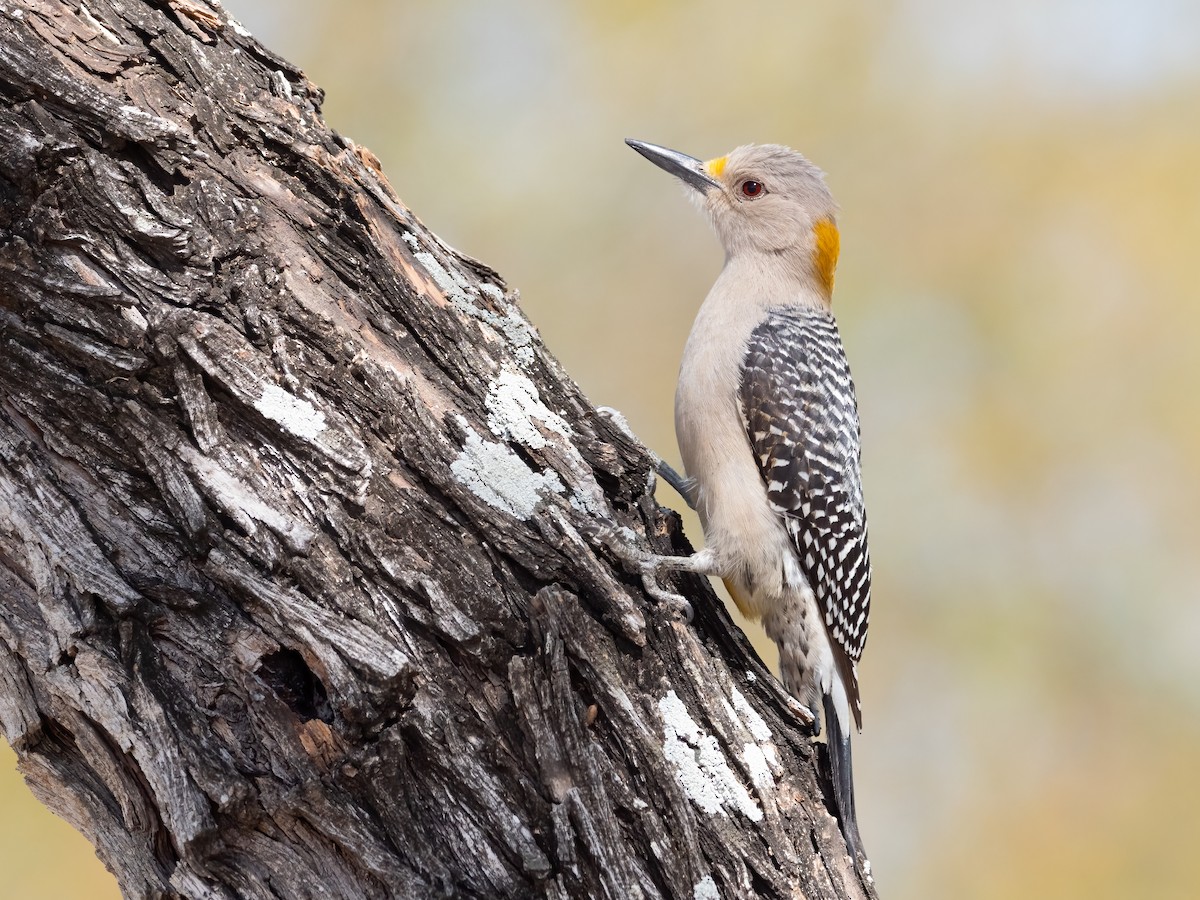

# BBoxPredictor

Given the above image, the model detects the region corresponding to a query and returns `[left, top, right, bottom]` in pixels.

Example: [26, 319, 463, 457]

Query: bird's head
[626, 139, 840, 296]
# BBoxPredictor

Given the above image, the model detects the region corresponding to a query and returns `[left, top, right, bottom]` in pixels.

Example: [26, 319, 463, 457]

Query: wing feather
[739, 307, 871, 727]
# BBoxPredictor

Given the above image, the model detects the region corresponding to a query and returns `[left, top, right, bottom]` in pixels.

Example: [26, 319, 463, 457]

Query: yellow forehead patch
[813, 218, 840, 294]
[704, 155, 728, 178]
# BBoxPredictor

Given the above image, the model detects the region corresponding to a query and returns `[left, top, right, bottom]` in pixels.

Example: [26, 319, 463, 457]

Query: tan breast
[672, 256, 827, 617]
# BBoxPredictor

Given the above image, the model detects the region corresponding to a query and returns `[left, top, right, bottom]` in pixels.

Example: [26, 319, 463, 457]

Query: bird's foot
[591, 524, 697, 622]
[642, 573, 694, 622]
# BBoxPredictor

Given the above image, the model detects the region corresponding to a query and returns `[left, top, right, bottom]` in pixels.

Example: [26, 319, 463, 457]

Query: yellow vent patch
[722, 578, 758, 618]
[704, 155, 728, 179]
[813, 218, 840, 294]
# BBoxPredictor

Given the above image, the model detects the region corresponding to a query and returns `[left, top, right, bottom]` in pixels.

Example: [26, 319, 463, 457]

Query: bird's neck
[718, 249, 834, 312]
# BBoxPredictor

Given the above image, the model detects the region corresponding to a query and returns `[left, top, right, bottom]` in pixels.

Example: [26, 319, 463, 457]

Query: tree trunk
[0, 2, 877, 898]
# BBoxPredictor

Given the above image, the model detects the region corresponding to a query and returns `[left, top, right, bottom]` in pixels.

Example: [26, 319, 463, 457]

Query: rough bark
[0, 2, 878, 898]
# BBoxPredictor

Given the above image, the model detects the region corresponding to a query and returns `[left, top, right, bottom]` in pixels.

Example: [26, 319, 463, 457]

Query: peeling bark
[0, 2, 878, 898]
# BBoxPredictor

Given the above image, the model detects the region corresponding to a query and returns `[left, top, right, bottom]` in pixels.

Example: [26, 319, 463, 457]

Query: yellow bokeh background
[0, 741, 119, 898]
[5, 1, 1199, 897]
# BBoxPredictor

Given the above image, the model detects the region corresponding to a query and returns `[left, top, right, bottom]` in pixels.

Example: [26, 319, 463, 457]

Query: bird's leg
[591, 407, 711, 616]
[595, 406, 698, 511]
[640, 546, 721, 579]
[655, 460, 699, 511]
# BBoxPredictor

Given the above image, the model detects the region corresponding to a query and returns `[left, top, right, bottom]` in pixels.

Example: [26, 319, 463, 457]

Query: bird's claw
[633, 550, 694, 622]
[641, 574, 694, 622]
[592, 524, 694, 622]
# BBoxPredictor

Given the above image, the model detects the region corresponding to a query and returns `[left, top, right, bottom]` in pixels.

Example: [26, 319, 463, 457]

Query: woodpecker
[626, 139, 871, 864]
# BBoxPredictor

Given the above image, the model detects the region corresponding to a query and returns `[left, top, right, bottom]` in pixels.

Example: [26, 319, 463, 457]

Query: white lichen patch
[693, 875, 720, 900]
[451, 426, 564, 519]
[477, 368, 606, 517]
[730, 688, 772, 743]
[485, 368, 571, 449]
[403, 232, 538, 366]
[658, 691, 761, 822]
[489, 302, 537, 366]
[763, 742, 779, 769]
[255, 384, 327, 439]
[454, 292, 537, 367]
[741, 743, 774, 790]
[403, 231, 465, 301]
[595, 405, 635, 442]
[729, 687, 781, 776]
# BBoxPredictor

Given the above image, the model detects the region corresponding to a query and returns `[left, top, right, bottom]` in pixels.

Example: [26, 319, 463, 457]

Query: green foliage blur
[6, 1, 1199, 897]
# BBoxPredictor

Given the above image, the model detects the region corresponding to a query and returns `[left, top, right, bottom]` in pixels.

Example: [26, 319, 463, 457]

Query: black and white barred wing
[739, 307, 872, 724]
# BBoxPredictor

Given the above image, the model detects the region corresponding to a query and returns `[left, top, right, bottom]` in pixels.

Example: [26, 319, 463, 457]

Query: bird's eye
[740, 180, 764, 198]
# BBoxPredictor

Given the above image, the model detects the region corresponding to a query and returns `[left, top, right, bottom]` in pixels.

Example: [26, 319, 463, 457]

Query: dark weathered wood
[0, 2, 878, 898]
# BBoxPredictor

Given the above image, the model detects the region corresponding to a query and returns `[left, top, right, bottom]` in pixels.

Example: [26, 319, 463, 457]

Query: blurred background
[5, 0, 1199, 896]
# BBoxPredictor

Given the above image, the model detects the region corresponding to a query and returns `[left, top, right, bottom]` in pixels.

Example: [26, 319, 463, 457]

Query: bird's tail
[823, 691, 865, 864]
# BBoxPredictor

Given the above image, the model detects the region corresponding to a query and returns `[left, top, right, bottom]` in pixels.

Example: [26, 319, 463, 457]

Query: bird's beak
[626, 139, 722, 194]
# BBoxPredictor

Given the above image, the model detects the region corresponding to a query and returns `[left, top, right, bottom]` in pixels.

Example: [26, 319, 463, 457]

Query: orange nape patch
[813, 217, 840, 294]
[704, 155, 728, 179]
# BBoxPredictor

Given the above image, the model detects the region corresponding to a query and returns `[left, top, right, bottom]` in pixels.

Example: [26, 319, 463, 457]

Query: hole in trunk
[257, 648, 333, 723]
